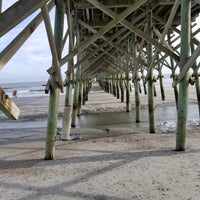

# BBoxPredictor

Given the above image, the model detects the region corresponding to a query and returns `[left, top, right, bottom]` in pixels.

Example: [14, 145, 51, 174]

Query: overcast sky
[0, 1, 199, 83]
[0, 0, 60, 83]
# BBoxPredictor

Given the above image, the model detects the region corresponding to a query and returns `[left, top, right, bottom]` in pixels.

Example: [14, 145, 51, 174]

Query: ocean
[0, 78, 199, 132]
[1, 81, 47, 98]
[0, 75, 173, 99]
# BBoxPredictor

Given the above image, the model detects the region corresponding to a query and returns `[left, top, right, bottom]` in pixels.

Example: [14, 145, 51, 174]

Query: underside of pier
[0, 0, 200, 159]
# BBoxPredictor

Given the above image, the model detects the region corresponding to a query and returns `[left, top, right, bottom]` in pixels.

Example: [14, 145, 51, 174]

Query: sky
[0, 1, 199, 83]
[0, 0, 65, 83]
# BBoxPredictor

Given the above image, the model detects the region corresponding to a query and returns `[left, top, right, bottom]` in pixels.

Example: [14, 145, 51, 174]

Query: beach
[0, 81, 200, 200]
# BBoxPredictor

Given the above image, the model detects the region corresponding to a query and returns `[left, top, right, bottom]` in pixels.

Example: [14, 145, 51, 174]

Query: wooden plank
[0, 87, 20, 120]
[0, 0, 49, 37]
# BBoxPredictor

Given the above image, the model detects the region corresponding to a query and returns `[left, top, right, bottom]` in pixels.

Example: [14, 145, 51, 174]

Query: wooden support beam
[59, 0, 147, 66]
[62, 28, 69, 51]
[145, 0, 180, 80]
[85, 53, 120, 76]
[133, 25, 147, 79]
[78, 20, 147, 68]
[0, 87, 20, 120]
[45, 0, 64, 160]
[83, 51, 123, 75]
[146, 4, 156, 133]
[112, 43, 147, 67]
[104, 49, 132, 71]
[154, 33, 181, 70]
[87, 0, 180, 63]
[72, 28, 82, 123]
[62, 0, 75, 140]
[41, 4, 63, 92]
[74, 22, 126, 69]
[81, 47, 113, 74]
[48, 3, 158, 72]
[173, 43, 200, 87]
[176, 0, 191, 151]
[153, 28, 174, 51]
[133, 37, 141, 122]
[0, 0, 49, 37]
[0, 0, 55, 70]
[72, 29, 137, 75]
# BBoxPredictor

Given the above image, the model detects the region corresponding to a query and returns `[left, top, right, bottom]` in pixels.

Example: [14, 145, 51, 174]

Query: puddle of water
[0, 104, 199, 131]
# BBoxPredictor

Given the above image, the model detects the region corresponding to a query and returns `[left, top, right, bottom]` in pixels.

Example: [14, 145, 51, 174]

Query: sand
[0, 82, 200, 200]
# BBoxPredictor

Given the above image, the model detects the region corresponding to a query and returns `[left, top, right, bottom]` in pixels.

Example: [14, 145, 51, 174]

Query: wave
[1, 81, 47, 98]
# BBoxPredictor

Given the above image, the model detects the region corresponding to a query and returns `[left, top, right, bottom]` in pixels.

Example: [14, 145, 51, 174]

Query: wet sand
[0, 82, 200, 200]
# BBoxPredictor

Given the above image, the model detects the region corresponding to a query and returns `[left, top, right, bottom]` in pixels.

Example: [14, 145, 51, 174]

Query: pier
[0, 0, 200, 159]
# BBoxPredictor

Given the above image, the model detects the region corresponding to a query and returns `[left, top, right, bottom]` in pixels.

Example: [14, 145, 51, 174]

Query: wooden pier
[0, 0, 199, 159]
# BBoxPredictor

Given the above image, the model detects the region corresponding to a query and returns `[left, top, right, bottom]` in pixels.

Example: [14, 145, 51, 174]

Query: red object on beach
[12, 90, 17, 97]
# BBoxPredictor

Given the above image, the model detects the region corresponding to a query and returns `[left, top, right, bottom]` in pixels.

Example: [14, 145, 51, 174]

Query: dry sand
[0, 82, 200, 200]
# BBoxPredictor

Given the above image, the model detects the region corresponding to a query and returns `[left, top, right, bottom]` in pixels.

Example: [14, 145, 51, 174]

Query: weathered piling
[85, 78, 91, 101]
[77, 53, 83, 116]
[168, 34, 179, 109]
[158, 64, 165, 101]
[133, 38, 141, 122]
[112, 75, 117, 97]
[195, 75, 200, 124]
[191, 43, 200, 124]
[82, 79, 87, 105]
[141, 69, 147, 95]
[120, 73, 125, 102]
[78, 75, 83, 116]
[109, 77, 113, 94]
[176, 0, 191, 151]
[71, 71, 79, 127]
[116, 74, 120, 99]
[153, 84, 157, 97]
[44, 0, 64, 159]
[126, 71, 131, 112]
[146, 4, 156, 133]
[62, 0, 74, 140]
[134, 73, 141, 122]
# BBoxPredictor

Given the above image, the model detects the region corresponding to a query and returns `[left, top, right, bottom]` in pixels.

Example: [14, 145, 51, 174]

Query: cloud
[0, 1, 58, 83]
